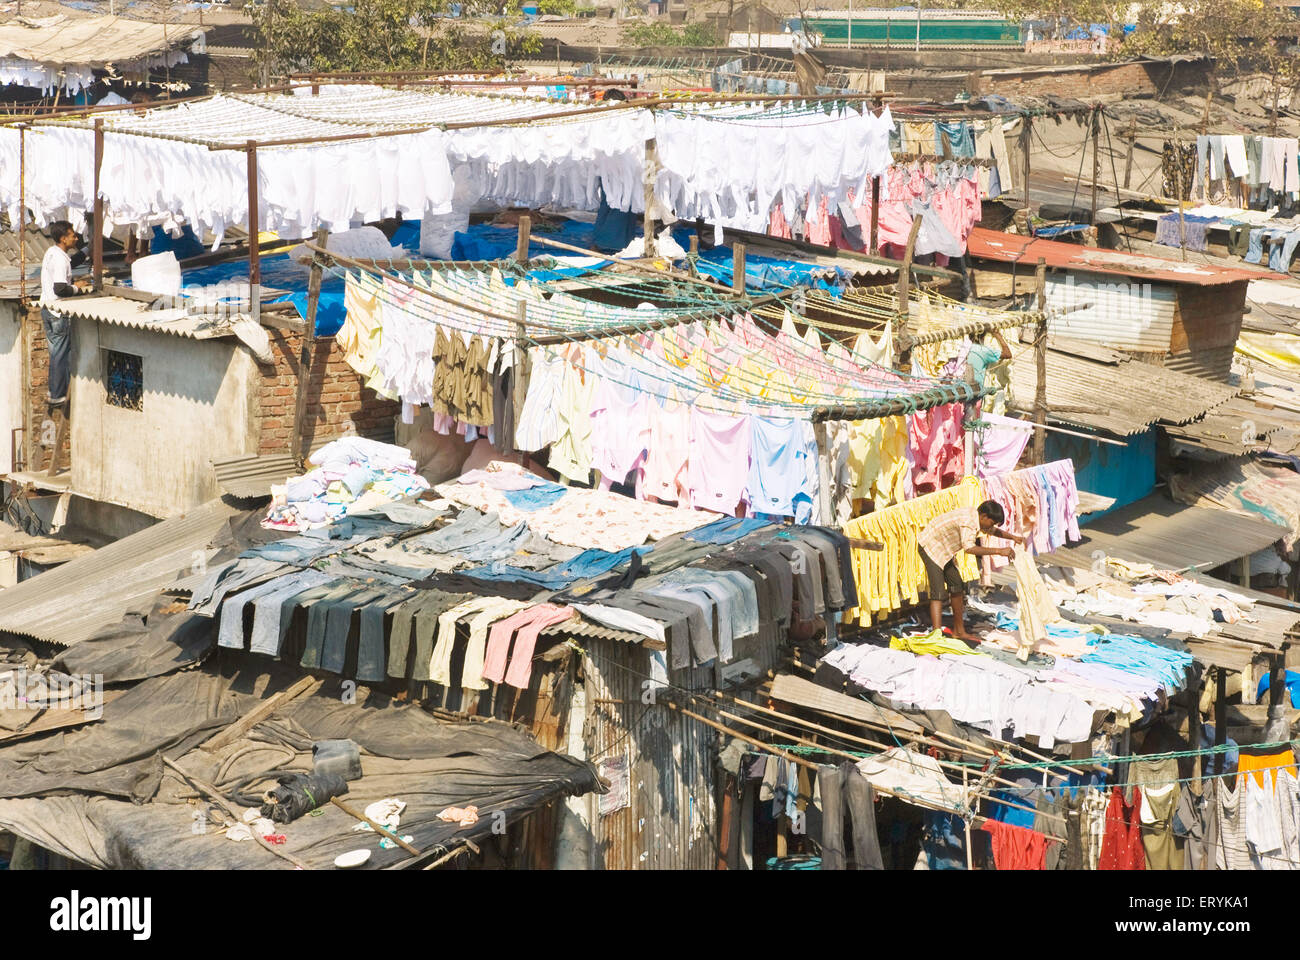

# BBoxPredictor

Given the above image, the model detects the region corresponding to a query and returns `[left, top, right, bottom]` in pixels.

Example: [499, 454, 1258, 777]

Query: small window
[104, 350, 143, 411]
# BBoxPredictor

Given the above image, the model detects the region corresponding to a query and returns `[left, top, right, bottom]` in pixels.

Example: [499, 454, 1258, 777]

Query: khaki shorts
[922, 548, 967, 600]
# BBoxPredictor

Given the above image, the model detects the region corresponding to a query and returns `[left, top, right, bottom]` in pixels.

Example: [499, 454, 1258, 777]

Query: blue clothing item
[1280, 230, 1300, 273]
[1044, 479, 1059, 549]
[747, 415, 816, 519]
[463, 545, 647, 590]
[41, 308, 71, 403]
[503, 481, 569, 512]
[592, 182, 638, 253]
[988, 787, 1038, 828]
[935, 121, 975, 158]
[239, 536, 341, 565]
[340, 465, 376, 497]
[151, 224, 205, 260]
[685, 516, 775, 545]
[1080, 634, 1195, 691]
[1257, 669, 1300, 708]
[1246, 227, 1267, 264]
[922, 812, 968, 870]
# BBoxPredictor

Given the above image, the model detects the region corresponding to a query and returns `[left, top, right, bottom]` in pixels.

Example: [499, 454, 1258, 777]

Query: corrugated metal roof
[58, 296, 241, 339]
[212, 453, 299, 500]
[1007, 348, 1241, 436]
[0, 14, 204, 66]
[1045, 494, 1285, 574]
[542, 617, 652, 647]
[968, 227, 1273, 287]
[0, 499, 238, 647]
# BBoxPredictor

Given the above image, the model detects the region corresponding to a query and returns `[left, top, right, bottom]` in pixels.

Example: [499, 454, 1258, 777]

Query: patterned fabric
[918, 506, 979, 567]
[1162, 141, 1197, 201]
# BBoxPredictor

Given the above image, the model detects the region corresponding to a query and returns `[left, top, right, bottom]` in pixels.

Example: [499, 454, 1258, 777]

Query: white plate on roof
[334, 849, 371, 869]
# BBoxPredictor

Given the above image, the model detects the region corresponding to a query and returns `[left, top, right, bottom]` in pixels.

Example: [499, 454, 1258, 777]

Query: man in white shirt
[39, 220, 91, 407]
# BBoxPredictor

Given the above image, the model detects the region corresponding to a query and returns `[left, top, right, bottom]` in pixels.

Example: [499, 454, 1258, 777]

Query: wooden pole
[869, 175, 880, 254]
[1089, 106, 1100, 227]
[1032, 257, 1047, 465]
[292, 227, 328, 466]
[246, 141, 261, 302]
[329, 796, 422, 856]
[18, 125, 25, 303]
[514, 215, 531, 262]
[732, 241, 746, 294]
[92, 119, 104, 291]
[1200, 91, 1213, 201]
[894, 214, 923, 369]
[512, 299, 528, 454]
[1172, 127, 1187, 263]
[1021, 113, 1032, 211]
[161, 756, 309, 870]
[643, 136, 657, 253]
[1122, 118, 1136, 190]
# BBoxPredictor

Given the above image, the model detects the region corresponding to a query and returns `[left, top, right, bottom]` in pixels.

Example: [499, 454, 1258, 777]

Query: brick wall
[976, 59, 1210, 99]
[256, 330, 400, 456]
[22, 302, 59, 470]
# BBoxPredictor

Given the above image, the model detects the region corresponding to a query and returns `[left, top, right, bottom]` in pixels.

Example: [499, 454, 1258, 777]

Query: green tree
[624, 20, 722, 46]
[246, 0, 539, 78]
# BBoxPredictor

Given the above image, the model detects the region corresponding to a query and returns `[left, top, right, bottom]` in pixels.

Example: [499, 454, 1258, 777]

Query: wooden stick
[161, 756, 309, 870]
[329, 796, 422, 856]
[202, 676, 317, 753]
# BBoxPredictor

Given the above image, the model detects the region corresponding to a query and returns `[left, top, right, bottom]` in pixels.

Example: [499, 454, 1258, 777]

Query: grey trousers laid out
[818, 762, 884, 870]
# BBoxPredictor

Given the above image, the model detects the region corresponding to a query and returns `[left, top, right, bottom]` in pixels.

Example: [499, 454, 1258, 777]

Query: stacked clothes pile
[263, 437, 430, 531]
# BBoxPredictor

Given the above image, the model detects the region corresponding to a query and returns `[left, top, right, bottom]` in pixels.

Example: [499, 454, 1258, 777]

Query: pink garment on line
[640, 397, 692, 503]
[481, 603, 576, 689]
[589, 376, 650, 488]
[688, 407, 752, 515]
[909, 402, 965, 495]
[975, 412, 1032, 479]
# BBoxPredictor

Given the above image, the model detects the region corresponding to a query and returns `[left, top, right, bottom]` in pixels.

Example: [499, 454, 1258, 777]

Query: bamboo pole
[161, 756, 309, 870]
[292, 226, 329, 467]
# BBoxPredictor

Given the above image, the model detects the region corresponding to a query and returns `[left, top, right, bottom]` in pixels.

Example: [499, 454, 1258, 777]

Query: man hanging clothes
[917, 499, 1024, 645]
[39, 220, 92, 410]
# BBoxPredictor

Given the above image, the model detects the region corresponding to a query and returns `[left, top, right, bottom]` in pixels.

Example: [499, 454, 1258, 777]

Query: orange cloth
[1237, 748, 1296, 789]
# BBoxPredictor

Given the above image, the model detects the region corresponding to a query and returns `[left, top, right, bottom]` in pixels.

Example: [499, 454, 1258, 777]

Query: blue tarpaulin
[693, 246, 849, 294]
[173, 220, 620, 335]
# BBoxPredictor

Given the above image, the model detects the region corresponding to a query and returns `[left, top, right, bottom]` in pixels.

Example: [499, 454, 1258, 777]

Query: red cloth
[1098, 785, 1146, 870]
[980, 820, 1049, 870]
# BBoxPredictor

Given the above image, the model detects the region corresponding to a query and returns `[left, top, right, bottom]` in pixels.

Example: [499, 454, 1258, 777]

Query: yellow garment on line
[842, 476, 986, 626]
[844, 415, 909, 508]
[1012, 545, 1057, 654]
[339, 272, 388, 395]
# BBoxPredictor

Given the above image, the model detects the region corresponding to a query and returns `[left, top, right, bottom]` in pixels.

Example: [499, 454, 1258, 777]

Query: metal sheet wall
[583, 643, 720, 870]
[1045, 273, 1175, 352]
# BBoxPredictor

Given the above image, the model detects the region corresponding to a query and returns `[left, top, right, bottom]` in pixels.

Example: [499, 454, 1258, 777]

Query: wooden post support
[688, 233, 699, 276]
[18, 125, 25, 303]
[512, 299, 529, 454]
[1090, 107, 1100, 226]
[869, 174, 880, 255]
[1240, 553, 1251, 590]
[514, 214, 531, 262]
[92, 119, 104, 291]
[643, 136, 657, 254]
[1032, 257, 1048, 465]
[1172, 127, 1187, 262]
[1123, 118, 1136, 190]
[894, 214, 923, 368]
[292, 226, 329, 466]
[246, 140, 261, 306]
[732, 242, 746, 294]
[44, 407, 68, 477]
[1021, 113, 1032, 211]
